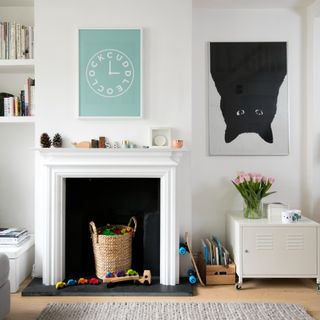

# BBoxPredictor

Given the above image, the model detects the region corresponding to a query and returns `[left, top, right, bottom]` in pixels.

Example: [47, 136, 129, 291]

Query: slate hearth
[22, 278, 192, 296]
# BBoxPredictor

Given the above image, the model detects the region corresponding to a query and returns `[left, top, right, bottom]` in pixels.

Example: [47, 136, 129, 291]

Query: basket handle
[89, 221, 99, 243]
[128, 216, 137, 233]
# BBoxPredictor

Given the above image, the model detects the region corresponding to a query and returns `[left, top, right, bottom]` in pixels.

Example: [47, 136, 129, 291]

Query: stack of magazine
[201, 237, 231, 266]
[0, 228, 29, 246]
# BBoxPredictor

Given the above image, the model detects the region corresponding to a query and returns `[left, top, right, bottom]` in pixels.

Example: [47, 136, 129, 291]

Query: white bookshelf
[0, 0, 33, 7]
[0, 59, 34, 73]
[0, 116, 34, 123]
[0, 0, 35, 235]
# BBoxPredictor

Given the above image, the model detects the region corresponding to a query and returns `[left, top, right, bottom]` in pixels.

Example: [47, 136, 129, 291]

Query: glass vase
[243, 200, 263, 219]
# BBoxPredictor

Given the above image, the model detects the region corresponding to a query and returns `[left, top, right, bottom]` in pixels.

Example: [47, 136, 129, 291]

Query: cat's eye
[236, 109, 245, 116]
[255, 109, 264, 116]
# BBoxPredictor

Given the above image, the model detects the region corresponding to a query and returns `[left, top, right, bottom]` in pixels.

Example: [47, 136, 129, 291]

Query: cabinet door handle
[244, 249, 249, 253]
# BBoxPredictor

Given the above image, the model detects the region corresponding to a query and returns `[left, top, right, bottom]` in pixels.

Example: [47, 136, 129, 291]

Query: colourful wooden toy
[105, 272, 114, 278]
[127, 269, 138, 276]
[78, 278, 88, 285]
[115, 270, 126, 277]
[103, 270, 152, 286]
[67, 279, 77, 286]
[89, 277, 100, 285]
[55, 281, 66, 289]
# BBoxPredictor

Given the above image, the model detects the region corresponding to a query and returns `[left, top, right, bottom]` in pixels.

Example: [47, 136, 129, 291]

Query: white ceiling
[193, 0, 316, 9]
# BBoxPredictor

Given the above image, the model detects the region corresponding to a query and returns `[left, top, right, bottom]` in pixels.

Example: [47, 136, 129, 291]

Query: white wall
[305, 0, 320, 221]
[34, 0, 192, 276]
[192, 8, 306, 248]
[0, 124, 34, 232]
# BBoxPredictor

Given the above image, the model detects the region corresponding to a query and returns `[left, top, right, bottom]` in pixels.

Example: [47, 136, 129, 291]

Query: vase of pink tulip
[232, 172, 276, 219]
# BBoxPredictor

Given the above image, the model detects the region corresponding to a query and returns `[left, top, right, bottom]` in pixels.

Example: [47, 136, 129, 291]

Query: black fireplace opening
[65, 178, 160, 280]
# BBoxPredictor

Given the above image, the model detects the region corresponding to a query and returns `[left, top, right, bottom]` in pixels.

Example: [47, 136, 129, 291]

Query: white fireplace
[34, 148, 184, 286]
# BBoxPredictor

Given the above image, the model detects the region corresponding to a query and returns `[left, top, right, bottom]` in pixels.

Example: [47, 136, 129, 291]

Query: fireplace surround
[35, 148, 184, 286]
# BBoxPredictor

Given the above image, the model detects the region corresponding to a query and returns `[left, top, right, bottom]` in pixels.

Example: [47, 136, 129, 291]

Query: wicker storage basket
[89, 217, 137, 279]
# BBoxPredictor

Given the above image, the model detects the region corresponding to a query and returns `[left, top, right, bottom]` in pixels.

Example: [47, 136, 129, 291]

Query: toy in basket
[179, 232, 205, 286]
[103, 269, 151, 287]
[89, 217, 137, 279]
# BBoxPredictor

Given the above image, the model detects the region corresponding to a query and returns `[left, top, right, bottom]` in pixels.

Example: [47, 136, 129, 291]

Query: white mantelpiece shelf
[35, 147, 186, 286]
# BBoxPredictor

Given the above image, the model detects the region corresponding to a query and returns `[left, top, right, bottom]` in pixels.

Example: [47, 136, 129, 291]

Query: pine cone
[40, 133, 52, 148]
[52, 133, 62, 148]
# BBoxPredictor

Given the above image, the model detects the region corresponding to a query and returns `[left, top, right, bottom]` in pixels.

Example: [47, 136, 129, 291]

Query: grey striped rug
[37, 302, 314, 320]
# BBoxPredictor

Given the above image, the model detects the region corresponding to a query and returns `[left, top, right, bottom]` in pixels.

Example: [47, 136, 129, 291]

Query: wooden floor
[8, 278, 320, 319]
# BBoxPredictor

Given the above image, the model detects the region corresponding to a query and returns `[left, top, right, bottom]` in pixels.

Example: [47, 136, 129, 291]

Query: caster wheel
[189, 275, 197, 285]
[235, 283, 242, 290]
[317, 284, 320, 291]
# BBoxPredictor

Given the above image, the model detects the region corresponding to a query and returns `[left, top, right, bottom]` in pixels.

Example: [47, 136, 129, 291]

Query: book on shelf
[0, 21, 34, 60]
[0, 77, 35, 117]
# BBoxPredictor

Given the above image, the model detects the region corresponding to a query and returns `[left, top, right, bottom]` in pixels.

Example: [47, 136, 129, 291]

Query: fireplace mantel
[35, 148, 186, 286]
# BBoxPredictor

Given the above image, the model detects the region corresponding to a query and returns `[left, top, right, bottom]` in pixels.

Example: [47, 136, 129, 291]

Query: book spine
[21, 25, 26, 59]
[3, 98, 9, 116]
[0, 23, 2, 59]
[25, 26, 29, 59]
[24, 80, 29, 116]
[30, 84, 35, 116]
[20, 90, 25, 116]
[9, 21, 16, 59]
[16, 23, 21, 59]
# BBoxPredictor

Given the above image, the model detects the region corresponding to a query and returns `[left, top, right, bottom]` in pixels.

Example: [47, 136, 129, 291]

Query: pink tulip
[239, 176, 244, 183]
[233, 178, 240, 185]
[268, 177, 275, 184]
[237, 171, 245, 177]
[262, 176, 268, 183]
[244, 174, 251, 182]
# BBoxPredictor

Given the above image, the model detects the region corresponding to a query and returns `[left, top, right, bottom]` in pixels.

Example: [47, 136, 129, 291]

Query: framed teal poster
[78, 29, 142, 118]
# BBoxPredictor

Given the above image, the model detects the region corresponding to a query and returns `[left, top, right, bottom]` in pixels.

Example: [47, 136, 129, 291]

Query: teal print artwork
[79, 29, 141, 117]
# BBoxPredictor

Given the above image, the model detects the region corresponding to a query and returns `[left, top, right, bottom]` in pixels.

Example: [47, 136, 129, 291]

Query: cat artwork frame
[208, 42, 289, 156]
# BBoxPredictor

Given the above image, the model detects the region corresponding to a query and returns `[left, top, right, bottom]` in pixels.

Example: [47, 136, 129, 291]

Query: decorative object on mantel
[121, 140, 129, 148]
[99, 137, 106, 148]
[89, 217, 137, 279]
[40, 133, 52, 148]
[172, 139, 183, 149]
[91, 139, 99, 148]
[113, 142, 120, 148]
[150, 127, 171, 148]
[232, 172, 276, 219]
[52, 133, 62, 148]
[72, 141, 91, 148]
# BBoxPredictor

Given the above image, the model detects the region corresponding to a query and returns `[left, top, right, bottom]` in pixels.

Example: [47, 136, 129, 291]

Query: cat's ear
[259, 126, 273, 143]
[225, 126, 240, 143]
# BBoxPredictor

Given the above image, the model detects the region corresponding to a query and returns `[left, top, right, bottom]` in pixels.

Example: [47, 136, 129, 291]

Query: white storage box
[0, 235, 34, 293]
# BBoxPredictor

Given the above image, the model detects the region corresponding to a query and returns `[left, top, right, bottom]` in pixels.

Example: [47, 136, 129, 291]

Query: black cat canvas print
[209, 42, 288, 155]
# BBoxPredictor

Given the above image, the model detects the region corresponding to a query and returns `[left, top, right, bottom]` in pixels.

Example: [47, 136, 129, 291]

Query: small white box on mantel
[0, 235, 34, 293]
[263, 203, 289, 221]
